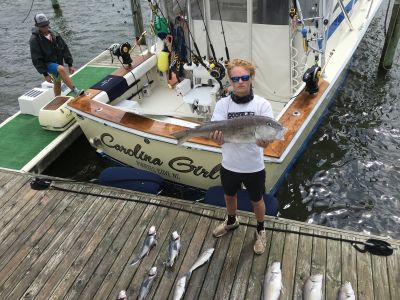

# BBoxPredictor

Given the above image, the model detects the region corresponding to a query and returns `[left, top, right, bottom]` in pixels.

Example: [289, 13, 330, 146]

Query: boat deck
[0, 56, 119, 172]
[0, 169, 398, 299]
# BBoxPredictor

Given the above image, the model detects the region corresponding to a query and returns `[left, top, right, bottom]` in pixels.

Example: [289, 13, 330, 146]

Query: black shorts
[220, 166, 266, 202]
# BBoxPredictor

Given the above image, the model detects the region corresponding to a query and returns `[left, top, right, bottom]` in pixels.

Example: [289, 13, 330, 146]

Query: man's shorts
[220, 166, 266, 202]
[47, 63, 61, 81]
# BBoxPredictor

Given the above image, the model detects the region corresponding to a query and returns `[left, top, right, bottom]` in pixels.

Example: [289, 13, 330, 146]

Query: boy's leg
[53, 80, 62, 96]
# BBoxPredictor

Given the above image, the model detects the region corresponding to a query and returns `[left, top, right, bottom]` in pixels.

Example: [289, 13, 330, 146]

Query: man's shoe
[212, 218, 240, 238]
[254, 230, 266, 254]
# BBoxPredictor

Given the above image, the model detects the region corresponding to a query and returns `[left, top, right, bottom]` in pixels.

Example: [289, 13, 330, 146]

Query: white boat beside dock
[66, 0, 384, 193]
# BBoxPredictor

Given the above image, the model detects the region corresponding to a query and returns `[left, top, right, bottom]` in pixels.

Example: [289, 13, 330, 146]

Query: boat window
[252, 0, 289, 25]
[296, 1, 320, 20]
[189, 0, 205, 20]
[209, 0, 247, 23]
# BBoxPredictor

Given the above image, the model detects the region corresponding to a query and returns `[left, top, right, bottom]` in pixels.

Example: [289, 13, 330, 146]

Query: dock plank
[293, 227, 313, 300]
[0, 187, 108, 299]
[387, 246, 400, 300]
[62, 198, 137, 300]
[10, 192, 109, 298]
[325, 232, 342, 300]
[356, 246, 374, 299]
[178, 209, 221, 300]
[106, 202, 169, 299]
[44, 194, 128, 299]
[91, 198, 159, 299]
[0, 187, 66, 272]
[229, 218, 256, 300]
[77, 200, 152, 299]
[127, 205, 182, 299]
[0, 185, 86, 286]
[196, 214, 234, 300]
[214, 215, 250, 300]
[371, 253, 390, 300]
[19, 190, 115, 299]
[245, 219, 274, 299]
[145, 206, 200, 300]
[0, 170, 398, 300]
[311, 229, 327, 298]
[281, 224, 300, 300]
[340, 234, 358, 297]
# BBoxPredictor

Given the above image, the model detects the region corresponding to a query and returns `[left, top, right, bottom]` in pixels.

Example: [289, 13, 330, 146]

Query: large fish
[173, 248, 215, 300]
[303, 274, 323, 300]
[138, 266, 157, 300]
[263, 262, 282, 300]
[129, 226, 157, 266]
[166, 231, 181, 268]
[337, 282, 355, 300]
[171, 116, 286, 144]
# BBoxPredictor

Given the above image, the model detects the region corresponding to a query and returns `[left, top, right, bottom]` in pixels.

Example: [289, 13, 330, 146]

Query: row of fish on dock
[117, 226, 214, 300]
[263, 262, 356, 300]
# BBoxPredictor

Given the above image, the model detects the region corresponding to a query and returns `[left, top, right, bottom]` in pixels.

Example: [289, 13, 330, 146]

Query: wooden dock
[0, 169, 399, 300]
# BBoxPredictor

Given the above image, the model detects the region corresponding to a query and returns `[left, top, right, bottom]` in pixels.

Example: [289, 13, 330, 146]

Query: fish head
[309, 274, 323, 284]
[148, 226, 156, 235]
[270, 262, 281, 273]
[117, 290, 127, 300]
[341, 282, 355, 295]
[255, 119, 287, 141]
[149, 266, 157, 276]
[172, 231, 180, 240]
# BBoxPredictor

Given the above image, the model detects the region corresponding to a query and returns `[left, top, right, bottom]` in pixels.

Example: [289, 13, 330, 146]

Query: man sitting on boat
[209, 58, 273, 255]
[29, 13, 82, 97]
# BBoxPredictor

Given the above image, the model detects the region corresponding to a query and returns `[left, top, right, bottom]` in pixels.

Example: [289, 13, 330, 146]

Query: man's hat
[34, 13, 50, 27]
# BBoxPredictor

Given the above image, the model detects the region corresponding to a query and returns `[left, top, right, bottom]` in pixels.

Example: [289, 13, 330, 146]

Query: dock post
[379, 0, 400, 70]
[130, 0, 146, 44]
[51, 0, 60, 9]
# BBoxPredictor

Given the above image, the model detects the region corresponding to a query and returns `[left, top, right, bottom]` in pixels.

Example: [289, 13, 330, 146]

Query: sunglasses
[230, 75, 250, 83]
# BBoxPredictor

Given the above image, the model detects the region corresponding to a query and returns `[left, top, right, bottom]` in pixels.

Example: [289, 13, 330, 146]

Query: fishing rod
[194, 0, 218, 62]
[30, 177, 397, 257]
[216, 0, 230, 63]
[174, 0, 207, 67]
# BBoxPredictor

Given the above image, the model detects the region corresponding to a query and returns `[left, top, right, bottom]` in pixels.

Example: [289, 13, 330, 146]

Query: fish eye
[267, 122, 271, 126]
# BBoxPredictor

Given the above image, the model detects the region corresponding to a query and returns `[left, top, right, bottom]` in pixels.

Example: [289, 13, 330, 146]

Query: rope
[30, 177, 396, 256]
[21, 0, 35, 23]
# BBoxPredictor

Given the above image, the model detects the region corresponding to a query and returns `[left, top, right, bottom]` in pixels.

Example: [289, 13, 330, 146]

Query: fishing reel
[303, 65, 321, 95]
[109, 42, 133, 66]
[209, 60, 226, 82]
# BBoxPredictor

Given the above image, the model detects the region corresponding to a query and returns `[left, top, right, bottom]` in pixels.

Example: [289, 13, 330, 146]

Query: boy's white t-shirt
[211, 94, 274, 173]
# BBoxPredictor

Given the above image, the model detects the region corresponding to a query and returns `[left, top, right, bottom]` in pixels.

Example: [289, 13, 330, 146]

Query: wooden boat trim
[68, 79, 329, 159]
[42, 96, 70, 111]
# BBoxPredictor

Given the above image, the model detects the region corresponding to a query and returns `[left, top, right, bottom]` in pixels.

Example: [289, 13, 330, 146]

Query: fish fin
[171, 130, 189, 145]
[277, 127, 288, 140]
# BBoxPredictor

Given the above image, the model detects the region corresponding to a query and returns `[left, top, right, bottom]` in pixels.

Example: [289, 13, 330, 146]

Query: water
[1, 1, 399, 239]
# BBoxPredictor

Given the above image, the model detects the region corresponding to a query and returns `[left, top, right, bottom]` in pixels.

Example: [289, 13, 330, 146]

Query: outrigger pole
[195, 0, 218, 62]
[216, 0, 230, 63]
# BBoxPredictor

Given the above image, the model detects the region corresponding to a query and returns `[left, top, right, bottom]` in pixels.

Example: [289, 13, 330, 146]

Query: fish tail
[129, 256, 141, 266]
[171, 130, 190, 145]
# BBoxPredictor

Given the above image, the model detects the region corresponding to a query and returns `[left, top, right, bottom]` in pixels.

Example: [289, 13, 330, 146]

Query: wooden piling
[380, 0, 400, 70]
[130, 0, 146, 44]
[51, 0, 60, 9]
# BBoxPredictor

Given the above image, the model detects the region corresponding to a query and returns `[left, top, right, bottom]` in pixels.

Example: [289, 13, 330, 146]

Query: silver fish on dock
[263, 262, 282, 300]
[166, 231, 181, 268]
[303, 274, 323, 300]
[173, 273, 189, 300]
[129, 226, 157, 266]
[138, 266, 157, 300]
[337, 282, 355, 300]
[173, 248, 215, 300]
[171, 116, 286, 144]
[188, 248, 214, 273]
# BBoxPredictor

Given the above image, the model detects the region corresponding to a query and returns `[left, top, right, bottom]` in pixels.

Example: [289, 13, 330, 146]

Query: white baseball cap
[34, 13, 50, 27]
